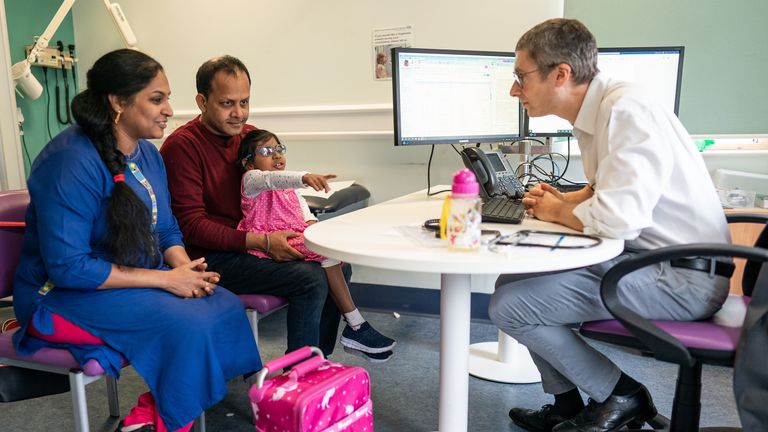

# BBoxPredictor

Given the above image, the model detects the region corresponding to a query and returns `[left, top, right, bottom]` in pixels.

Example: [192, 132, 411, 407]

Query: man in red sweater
[160, 55, 345, 355]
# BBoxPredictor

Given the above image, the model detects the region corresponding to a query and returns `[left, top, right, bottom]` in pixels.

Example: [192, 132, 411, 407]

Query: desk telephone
[460, 147, 525, 199]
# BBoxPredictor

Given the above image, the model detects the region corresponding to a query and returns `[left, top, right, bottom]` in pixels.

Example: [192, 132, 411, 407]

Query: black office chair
[580, 214, 768, 431]
[733, 257, 768, 431]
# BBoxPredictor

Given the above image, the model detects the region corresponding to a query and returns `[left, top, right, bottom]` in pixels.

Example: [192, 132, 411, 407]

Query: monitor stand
[517, 137, 556, 182]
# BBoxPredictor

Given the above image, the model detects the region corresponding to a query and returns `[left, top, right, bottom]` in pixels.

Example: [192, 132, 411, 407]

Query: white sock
[344, 309, 366, 330]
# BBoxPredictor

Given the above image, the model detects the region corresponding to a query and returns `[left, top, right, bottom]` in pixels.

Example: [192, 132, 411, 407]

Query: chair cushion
[0, 190, 29, 299]
[0, 329, 127, 376]
[581, 295, 749, 352]
[238, 294, 288, 314]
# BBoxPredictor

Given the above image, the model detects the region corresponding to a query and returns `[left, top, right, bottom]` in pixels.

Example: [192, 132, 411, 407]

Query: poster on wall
[372, 26, 413, 80]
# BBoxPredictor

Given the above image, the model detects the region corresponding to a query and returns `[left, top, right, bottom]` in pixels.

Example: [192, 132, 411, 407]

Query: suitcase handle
[288, 355, 326, 378]
[255, 346, 325, 388]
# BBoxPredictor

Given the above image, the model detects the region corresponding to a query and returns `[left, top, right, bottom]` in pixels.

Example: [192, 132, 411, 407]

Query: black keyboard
[482, 197, 526, 224]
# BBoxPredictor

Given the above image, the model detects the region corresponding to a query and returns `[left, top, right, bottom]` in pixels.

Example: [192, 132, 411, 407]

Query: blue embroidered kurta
[12, 126, 262, 430]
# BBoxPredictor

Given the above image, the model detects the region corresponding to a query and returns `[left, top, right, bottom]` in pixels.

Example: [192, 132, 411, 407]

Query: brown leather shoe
[509, 404, 572, 432]
[552, 385, 657, 432]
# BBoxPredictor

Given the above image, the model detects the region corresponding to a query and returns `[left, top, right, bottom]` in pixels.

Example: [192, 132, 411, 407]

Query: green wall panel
[565, 0, 768, 135]
[6, 0, 77, 174]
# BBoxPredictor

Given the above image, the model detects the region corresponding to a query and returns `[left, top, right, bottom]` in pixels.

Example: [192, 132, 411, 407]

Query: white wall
[73, 0, 564, 110]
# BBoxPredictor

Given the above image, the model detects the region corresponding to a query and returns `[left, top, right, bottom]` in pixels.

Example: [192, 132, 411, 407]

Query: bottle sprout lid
[452, 168, 479, 195]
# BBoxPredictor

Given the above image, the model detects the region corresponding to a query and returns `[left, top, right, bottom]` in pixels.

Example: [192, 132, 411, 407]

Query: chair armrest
[303, 183, 371, 214]
[725, 213, 768, 225]
[601, 243, 768, 366]
[726, 213, 768, 295]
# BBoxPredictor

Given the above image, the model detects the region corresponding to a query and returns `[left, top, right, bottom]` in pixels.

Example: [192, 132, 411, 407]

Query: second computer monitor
[392, 47, 522, 146]
[524, 46, 684, 137]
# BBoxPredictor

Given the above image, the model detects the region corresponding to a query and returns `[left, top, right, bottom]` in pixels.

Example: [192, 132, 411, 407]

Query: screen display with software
[525, 46, 684, 137]
[392, 48, 521, 146]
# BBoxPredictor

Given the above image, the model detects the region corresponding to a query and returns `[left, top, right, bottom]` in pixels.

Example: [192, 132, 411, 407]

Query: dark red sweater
[160, 116, 257, 259]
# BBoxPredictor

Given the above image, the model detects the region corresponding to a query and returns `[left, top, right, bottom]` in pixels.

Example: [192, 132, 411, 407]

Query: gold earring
[114, 111, 122, 125]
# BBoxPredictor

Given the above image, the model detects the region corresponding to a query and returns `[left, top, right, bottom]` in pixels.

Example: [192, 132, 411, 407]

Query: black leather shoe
[551, 385, 657, 432]
[508, 404, 572, 432]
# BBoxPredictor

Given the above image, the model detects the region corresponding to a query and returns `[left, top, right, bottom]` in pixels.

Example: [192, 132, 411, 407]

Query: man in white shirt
[488, 19, 732, 432]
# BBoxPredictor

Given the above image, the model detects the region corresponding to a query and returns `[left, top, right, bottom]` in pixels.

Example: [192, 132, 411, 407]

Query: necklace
[126, 143, 142, 161]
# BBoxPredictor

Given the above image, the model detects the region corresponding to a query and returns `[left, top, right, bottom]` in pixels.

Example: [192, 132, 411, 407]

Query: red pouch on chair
[249, 346, 374, 432]
[0, 318, 71, 402]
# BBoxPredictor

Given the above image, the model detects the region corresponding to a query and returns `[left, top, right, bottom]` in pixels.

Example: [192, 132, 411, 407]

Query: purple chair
[238, 294, 288, 344]
[0, 189, 128, 431]
[580, 214, 768, 432]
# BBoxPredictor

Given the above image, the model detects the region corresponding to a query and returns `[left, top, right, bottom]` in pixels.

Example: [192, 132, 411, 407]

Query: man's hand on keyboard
[525, 183, 565, 203]
[527, 183, 593, 204]
[522, 183, 585, 231]
[522, 185, 563, 219]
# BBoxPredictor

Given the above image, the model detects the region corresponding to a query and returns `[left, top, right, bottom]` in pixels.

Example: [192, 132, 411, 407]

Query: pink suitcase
[249, 346, 374, 432]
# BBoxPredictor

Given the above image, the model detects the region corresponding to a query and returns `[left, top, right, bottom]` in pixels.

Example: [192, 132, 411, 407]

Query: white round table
[305, 189, 623, 432]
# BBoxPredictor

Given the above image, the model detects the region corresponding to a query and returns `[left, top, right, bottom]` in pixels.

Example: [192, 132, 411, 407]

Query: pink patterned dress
[237, 170, 327, 263]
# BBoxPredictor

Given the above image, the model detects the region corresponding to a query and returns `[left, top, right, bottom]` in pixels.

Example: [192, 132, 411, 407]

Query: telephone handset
[460, 147, 525, 199]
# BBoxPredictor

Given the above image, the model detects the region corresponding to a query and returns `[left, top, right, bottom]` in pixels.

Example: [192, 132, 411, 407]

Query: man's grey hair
[516, 18, 598, 85]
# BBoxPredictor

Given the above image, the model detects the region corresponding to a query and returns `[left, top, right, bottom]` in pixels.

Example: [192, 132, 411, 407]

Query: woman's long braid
[70, 49, 161, 267]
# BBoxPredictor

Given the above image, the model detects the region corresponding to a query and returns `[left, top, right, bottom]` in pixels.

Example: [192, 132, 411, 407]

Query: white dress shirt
[571, 73, 729, 250]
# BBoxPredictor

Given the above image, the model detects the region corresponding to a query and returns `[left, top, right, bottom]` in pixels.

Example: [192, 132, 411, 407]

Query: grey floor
[0, 307, 741, 431]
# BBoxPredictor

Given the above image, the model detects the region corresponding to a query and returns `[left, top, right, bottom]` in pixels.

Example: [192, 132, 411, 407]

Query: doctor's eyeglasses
[512, 69, 541, 88]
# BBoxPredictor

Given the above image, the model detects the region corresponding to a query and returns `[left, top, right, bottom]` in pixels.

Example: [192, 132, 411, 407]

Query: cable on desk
[426, 144, 450, 196]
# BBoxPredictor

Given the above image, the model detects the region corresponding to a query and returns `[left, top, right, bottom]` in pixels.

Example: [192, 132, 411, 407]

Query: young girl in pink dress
[236, 129, 396, 361]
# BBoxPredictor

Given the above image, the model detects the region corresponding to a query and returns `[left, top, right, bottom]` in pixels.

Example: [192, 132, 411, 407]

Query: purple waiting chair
[580, 214, 768, 432]
[0, 189, 128, 431]
[238, 294, 288, 345]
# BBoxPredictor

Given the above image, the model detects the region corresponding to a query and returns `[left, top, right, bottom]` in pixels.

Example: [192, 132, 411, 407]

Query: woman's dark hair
[237, 129, 280, 171]
[70, 48, 162, 268]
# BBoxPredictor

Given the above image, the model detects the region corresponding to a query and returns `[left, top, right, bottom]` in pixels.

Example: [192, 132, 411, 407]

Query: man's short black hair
[196, 55, 251, 97]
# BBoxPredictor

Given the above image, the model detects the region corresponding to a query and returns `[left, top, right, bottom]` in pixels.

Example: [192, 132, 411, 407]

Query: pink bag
[249, 346, 373, 432]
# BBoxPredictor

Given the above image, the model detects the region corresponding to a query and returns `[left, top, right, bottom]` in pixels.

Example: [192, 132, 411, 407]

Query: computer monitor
[392, 47, 522, 146]
[598, 46, 684, 115]
[524, 46, 685, 137]
[524, 114, 574, 138]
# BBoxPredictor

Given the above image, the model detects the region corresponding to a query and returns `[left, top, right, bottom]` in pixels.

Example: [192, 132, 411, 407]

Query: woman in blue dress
[12, 49, 261, 432]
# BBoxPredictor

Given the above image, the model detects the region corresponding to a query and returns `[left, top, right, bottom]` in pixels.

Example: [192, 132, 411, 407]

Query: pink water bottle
[440, 169, 482, 251]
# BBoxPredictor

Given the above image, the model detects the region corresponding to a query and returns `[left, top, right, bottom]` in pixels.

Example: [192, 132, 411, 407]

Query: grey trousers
[489, 252, 730, 402]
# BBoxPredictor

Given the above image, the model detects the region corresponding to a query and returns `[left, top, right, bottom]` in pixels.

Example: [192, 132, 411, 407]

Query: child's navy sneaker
[340, 322, 396, 353]
[343, 346, 394, 364]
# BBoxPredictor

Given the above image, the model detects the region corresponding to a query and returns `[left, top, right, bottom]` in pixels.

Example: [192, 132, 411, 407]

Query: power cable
[426, 145, 450, 196]
[19, 123, 32, 174]
[43, 69, 53, 140]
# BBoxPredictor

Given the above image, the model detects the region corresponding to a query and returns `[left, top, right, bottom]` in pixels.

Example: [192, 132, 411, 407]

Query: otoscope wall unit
[24, 45, 75, 69]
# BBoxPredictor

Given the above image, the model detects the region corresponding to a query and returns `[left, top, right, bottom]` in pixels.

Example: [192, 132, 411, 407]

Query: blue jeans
[205, 252, 350, 356]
